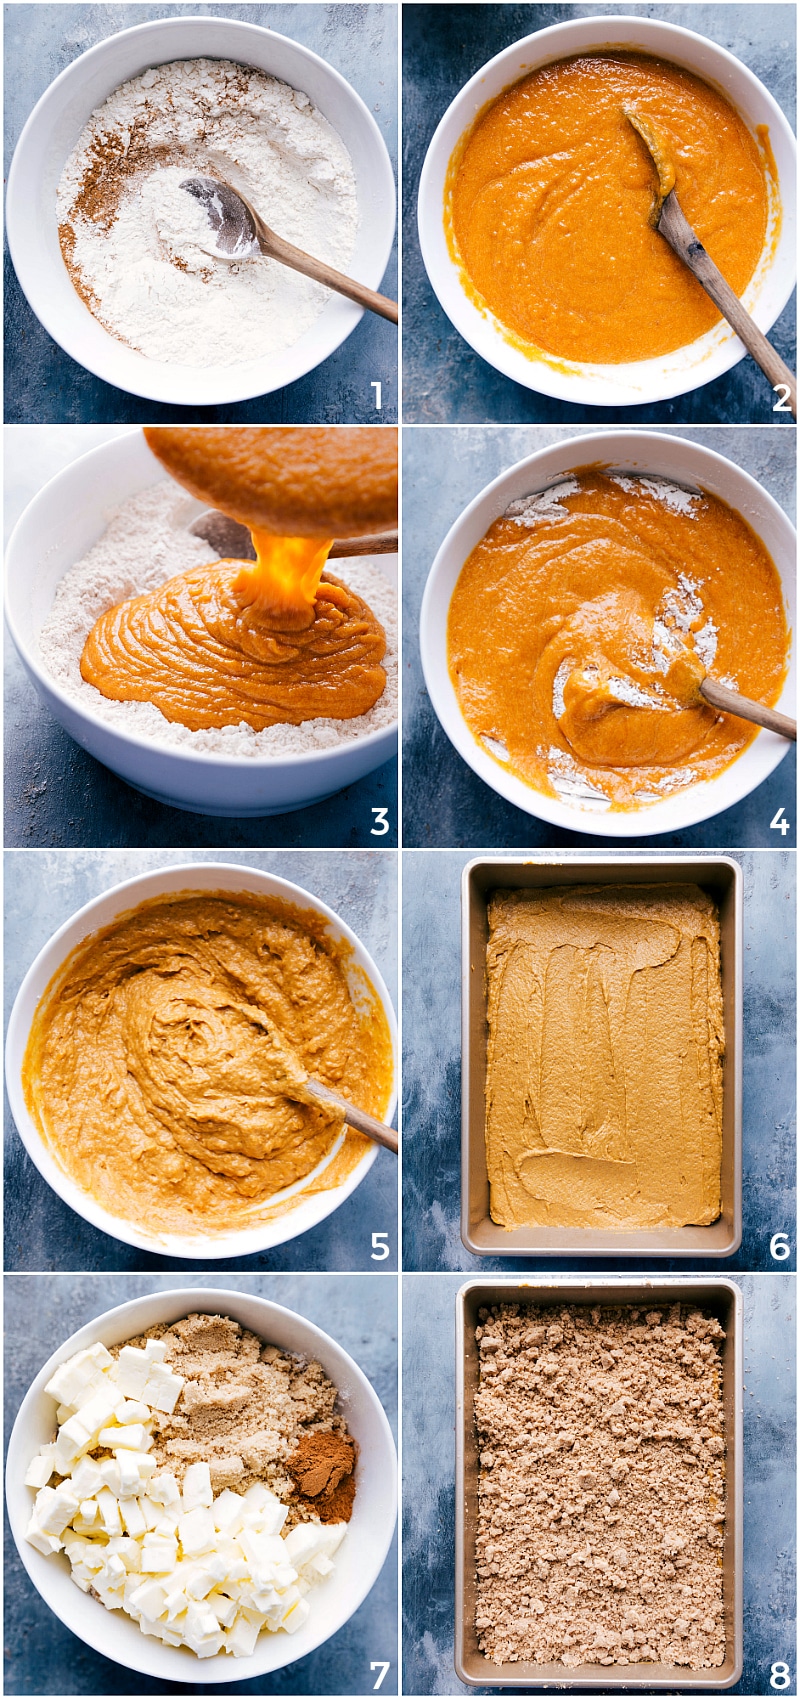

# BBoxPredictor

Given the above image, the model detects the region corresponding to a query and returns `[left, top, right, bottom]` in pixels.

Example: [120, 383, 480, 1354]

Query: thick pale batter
[447, 51, 772, 365]
[22, 889, 393, 1237]
[485, 885, 724, 1230]
[447, 469, 788, 812]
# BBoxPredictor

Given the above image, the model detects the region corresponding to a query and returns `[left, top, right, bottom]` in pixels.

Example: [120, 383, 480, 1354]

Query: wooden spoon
[696, 675, 795, 740]
[624, 106, 797, 418]
[181, 175, 398, 325]
[306, 1078, 398, 1154]
[189, 510, 397, 560]
[666, 647, 796, 740]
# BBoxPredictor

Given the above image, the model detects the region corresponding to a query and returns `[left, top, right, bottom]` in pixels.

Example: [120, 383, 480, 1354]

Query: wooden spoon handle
[658, 193, 797, 418]
[700, 675, 796, 740]
[307, 1078, 399, 1154]
[329, 530, 398, 558]
[254, 217, 398, 324]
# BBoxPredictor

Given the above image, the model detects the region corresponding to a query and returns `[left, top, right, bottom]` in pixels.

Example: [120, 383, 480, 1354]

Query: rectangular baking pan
[455, 1277, 743, 1690]
[461, 856, 742, 1258]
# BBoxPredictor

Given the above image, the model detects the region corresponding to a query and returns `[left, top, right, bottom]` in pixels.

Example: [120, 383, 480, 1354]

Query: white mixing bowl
[419, 430, 796, 837]
[6, 1285, 397, 1683]
[418, 15, 796, 407]
[4, 430, 398, 816]
[6, 14, 396, 406]
[5, 862, 398, 1257]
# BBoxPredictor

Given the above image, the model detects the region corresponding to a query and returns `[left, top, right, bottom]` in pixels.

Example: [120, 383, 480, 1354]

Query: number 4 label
[371, 1663, 391, 1690]
[770, 807, 790, 836]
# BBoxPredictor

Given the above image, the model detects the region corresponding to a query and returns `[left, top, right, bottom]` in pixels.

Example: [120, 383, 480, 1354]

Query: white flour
[37, 483, 397, 758]
[57, 58, 359, 367]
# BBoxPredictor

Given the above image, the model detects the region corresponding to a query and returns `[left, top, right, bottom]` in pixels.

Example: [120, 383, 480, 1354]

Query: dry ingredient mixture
[473, 1302, 726, 1669]
[485, 885, 724, 1231]
[37, 481, 398, 758]
[25, 1314, 357, 1658]
[57, 58, 359, 366]
[447, 470, 788, 812]
[22, 889, 393, 1239]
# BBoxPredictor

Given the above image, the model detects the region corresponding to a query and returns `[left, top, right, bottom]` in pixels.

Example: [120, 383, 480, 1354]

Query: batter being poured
[80, 427, 398, 731]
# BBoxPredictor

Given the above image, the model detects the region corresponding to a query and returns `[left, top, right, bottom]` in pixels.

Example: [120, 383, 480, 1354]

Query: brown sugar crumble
[473, 1302, 726, 1669]
[116, 1312, 356, 1526]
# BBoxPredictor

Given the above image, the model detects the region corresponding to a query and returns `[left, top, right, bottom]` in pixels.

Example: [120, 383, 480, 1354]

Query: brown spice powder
[287, 1432, 357, 1523]
[474, 1302, 726, 1669]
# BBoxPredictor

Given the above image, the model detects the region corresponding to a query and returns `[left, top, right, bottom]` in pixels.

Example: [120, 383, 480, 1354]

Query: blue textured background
[402, 848, 795, 1274]
[4, 426, 398, 847]
[402, 1272, 796, 1696]
[4, 2, 398, 424]
[4, 1272, 398, 1695]
[402, 2, 796, 424]
[4, 848, 399, 1273]
[403, 424, 796, 848]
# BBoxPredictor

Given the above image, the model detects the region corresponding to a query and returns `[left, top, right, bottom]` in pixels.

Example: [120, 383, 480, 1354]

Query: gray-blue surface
[4, 849, 399, 1272]
[402, 2, 796, 425]
[402, 848, 796, 1274]
[402, 1272, 796, 1696]
[4, 3, 397, 424]
[4, 1272, 398, 1695]
[403, 424, 797, 849]
[3, 425, 398, 848]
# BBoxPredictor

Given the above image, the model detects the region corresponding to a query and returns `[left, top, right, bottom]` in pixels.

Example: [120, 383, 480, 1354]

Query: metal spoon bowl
[179, 174, 398, 322]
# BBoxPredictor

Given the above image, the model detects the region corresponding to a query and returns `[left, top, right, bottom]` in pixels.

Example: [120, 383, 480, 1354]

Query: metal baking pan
[461, 856, 742, 1258]
[455, 1277, 743, 1690]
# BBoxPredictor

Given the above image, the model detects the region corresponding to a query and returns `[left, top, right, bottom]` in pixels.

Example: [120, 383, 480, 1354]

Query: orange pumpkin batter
[446, 51, 773, 365]
[80, 427, 398, 731]
[447, 469, 789, 811]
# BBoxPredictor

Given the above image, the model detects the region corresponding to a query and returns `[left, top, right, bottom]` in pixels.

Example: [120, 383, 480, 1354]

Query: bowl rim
[5, 862, 398, 1259]
[4, 429, 399, 773]
[5, 1284, 398, 1683]
[6, 13, 397, 406]
[417, 12, 797, 407]
[418, 428, 797, 839]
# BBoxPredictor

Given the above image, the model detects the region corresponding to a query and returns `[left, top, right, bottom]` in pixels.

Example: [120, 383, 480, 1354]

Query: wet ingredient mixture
[447, 51, 773, 365]
[79, 427, 397, 732]
[57, 58, 359, 367]
[447, 470, 788, 812]
[25, 1313, 357, 1657]
[473, 1302, 726, 1668]
[22, 890, 393, 1238]
[485, 886, 724, 1231]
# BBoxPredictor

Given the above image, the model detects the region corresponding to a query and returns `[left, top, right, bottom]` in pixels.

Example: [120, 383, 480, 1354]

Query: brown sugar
[117, 1313, 356, 1525]
[473, 1302, 726, 1669]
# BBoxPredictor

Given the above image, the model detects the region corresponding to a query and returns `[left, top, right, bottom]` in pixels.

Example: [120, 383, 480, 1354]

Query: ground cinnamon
[287, 1432, 357, 1523]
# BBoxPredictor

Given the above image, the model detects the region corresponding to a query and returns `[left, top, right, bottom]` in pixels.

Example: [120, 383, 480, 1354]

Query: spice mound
[21, 889, 393, 1238]
[80, 564, 387, 731]
[57, 58, 359, 367]
[25, 1313, 357, 1658]
[485, 885, 724, 1231]
[447, 51, 772, 365]
[473, 1302, 726, 1669]
[447, 469, 788, 812]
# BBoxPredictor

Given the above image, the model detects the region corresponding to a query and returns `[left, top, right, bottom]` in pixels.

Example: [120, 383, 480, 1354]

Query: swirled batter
[447, 470, 788, 812]
[22, 890, 393, 1237]
[486, 886, 724, 1230]
[446, 51, 772, 364]
[80, 565, 386, 731]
